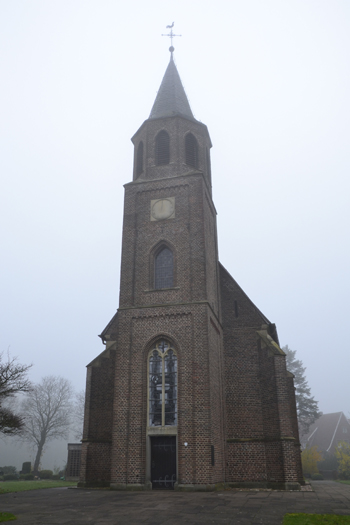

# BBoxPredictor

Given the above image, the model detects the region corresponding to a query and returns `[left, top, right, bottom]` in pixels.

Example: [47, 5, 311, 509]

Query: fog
[1, 1, 349, 469]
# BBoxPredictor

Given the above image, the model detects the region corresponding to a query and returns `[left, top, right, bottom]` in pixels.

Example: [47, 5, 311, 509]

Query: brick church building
[79, 50, 303, 490]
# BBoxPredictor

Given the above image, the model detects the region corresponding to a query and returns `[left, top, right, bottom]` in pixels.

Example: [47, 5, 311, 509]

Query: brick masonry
[79, 61, 303, 490]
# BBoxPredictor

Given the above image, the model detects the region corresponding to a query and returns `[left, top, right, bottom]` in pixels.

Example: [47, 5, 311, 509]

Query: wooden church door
[150, 436, 176, 489]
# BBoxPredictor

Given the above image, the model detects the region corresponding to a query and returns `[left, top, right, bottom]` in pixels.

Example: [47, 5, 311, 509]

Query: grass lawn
[283, 514, 350, 524]
[337, 480, 350, 486]
[0, 513, 17, 522]
[0, 480, 76, 494]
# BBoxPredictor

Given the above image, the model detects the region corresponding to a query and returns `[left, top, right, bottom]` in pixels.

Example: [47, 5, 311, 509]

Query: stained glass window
[149, 340, 177, 427]
[155, 248, 173, 289]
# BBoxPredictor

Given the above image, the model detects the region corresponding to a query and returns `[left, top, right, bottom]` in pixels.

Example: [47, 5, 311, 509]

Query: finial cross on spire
[162, 22, 181, 56]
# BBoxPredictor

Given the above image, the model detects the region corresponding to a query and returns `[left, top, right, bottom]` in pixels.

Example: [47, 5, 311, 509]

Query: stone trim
[256, 329, 285, 356]
[118, 300, 223, 329]
[81, 439, 112, 444]
[125, 170, 215, 206]
[144, 287, 180, 293]
[227, 437, 296, 443]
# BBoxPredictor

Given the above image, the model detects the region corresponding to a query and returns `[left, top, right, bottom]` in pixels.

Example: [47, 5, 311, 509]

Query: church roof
[219, 263, 272, 327]
[99, 312, 118, 342]
[149, 56, 195, 121]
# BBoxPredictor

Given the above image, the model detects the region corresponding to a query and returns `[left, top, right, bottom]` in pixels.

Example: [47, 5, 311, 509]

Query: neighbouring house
[301, 412, 350, 455]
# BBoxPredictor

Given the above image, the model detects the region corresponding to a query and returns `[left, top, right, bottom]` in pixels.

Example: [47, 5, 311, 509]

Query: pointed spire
[149, 56, 195, 121]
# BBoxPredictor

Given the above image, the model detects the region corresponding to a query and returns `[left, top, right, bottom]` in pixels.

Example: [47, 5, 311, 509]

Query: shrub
[52, 475, 60, 480]
[335, 441, 350, 480]
[23, 474, 34, 480]
[318, 451, 338, 471]
[38, 470, 53, 479]
[302, 446, 323, 477]
[0, 512, 17, 522]
[0, 466, 17, 475]
[3, 474, 18, 481]
[311, 473, 324, 480]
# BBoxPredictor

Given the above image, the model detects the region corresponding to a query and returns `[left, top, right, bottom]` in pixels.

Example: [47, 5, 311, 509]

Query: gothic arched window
[136, 141, 143, 177]
[148, 340, 177, 427]
[185, 133, 198, 168]
[155, 131, 170, 166]
[155, 247, 173, 289]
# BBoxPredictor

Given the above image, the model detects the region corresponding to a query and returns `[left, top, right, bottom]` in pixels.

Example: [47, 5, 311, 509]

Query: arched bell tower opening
[185, 132, 198, 168]
[136, 141, 144, 177]
[155, 130, 170, 166]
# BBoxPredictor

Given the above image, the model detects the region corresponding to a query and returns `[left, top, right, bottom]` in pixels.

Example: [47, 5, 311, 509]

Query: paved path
[1, 481, 350, 524]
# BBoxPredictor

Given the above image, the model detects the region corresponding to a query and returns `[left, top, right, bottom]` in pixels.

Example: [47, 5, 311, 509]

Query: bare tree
[72, 389, 85, 441]
[0, 350, 32, 435]
[21, 376, 73, 473]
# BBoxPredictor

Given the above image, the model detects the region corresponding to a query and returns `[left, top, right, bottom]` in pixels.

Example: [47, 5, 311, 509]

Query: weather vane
[162, 22, 181, 55]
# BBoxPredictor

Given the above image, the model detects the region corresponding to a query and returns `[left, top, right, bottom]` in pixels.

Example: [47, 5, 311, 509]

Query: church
[78, 48, 303, 491]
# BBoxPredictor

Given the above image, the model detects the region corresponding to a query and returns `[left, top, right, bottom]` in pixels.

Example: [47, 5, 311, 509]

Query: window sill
[144, 287, 180, 293]
[147, 426, 177, 435]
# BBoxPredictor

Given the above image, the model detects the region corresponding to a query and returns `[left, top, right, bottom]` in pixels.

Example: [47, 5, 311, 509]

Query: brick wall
[219, 263, 303, 484]
[109, 303, 225, 486]
[79, 347, 115, 485]
[79, 100, 302, 489]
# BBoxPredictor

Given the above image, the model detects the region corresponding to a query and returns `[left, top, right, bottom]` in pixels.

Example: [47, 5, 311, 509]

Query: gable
[219, 262, 280, 345]
[301, 412, 350, 453]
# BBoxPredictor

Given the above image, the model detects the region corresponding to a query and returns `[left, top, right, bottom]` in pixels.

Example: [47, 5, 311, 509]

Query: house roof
[301, 412, 350, 453]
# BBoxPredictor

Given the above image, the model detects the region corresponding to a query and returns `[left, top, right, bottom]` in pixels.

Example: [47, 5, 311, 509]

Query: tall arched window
[136, 141, 143, 177]
[149, 340, 177, 427]
[185, 133, 198, 168]
[155, 131, 170, 166]
[155, 247, 173, 289]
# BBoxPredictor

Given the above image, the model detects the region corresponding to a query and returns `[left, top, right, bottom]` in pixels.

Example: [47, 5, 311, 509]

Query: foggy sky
[1, 0, 349, 469]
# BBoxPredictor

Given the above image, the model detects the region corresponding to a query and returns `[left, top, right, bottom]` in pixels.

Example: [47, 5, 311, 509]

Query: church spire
[149, 54, 195, 121]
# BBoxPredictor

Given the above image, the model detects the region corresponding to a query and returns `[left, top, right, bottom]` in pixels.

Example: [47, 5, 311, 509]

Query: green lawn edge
[283, 514, 350, 524]
[0, 480, 77, 494]
[337, 480, 350, 486]
[0, 513, 17, 522]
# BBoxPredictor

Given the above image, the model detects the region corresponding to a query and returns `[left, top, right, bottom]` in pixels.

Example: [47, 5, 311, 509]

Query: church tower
[79, 49, 303, 490]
